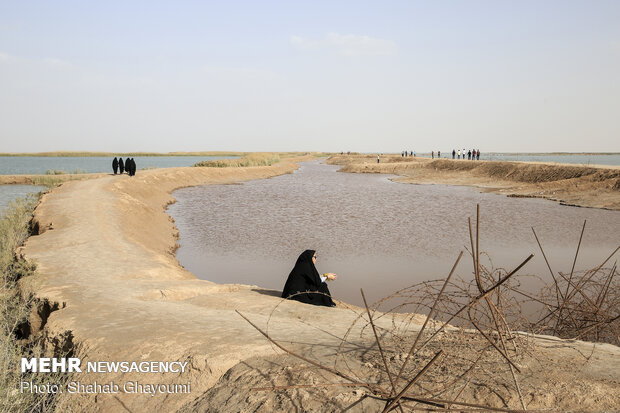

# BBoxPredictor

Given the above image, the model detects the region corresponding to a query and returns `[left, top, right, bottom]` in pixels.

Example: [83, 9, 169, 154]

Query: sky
[0, 0, 619, 153]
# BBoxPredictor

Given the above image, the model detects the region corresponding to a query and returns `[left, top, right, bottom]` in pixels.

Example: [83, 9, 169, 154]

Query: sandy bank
[328, 155, 620, 210]
[18, 157, 403, 412]
[18, 156, 620, 412]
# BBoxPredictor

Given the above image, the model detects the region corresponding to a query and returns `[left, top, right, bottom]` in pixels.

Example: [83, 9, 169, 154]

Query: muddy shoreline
[327, 155, 620, 211]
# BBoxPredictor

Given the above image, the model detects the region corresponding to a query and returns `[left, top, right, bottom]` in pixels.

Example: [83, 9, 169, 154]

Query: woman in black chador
[127, 158, 136, 176]
[119, 158, 125, 174]
[282, 250, 337, 307]
[112, 157, 118, 174]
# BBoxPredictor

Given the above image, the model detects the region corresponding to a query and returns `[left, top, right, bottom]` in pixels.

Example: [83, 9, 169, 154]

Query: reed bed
[45, 169, 88, 175]
[194, 152, 281, 168]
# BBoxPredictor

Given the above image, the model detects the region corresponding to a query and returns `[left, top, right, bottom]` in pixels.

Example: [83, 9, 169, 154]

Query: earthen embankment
[328, 155, 620, 210]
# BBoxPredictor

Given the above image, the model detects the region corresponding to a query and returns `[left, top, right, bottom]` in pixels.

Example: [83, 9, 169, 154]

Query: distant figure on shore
[119, 158, 125, 174]
[282, 250, 336, 307]
[431, 151, 434, 159]
[457, 149, 461, 159]
[377, 155, 380, 163]
[452, 149, 455, 159]
[128, 158, 136, 176]
[438, 151, 441, 158]
[468, 150, 471, 160]
[476, 150, 480, 160]
[112, 157, 118, 174]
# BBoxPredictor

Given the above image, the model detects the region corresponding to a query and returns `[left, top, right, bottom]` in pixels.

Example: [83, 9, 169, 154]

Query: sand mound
[427, 159, 620, 184]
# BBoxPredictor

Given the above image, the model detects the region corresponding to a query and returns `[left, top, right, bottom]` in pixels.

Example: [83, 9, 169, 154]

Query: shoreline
[15, 156, 620, 412]
[327, 155, 620, 210]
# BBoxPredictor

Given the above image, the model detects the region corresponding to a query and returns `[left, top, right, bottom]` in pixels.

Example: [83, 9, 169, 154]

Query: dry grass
[194, 152, 281, 168]
[45, 169, 88, 175]
[29, 175, 88, 188]
[0, 195, 73, 412]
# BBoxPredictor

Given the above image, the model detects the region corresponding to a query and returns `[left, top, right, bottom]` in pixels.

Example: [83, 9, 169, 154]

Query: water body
[0, 185, 45, 216]
[168, 162, 620, 307]
[0, 156, 239, 175]
[416, 153, 620, 166]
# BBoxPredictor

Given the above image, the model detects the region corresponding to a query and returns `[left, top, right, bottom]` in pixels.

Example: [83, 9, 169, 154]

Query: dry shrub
[528, 223, 619, 346]
[0, 195, 74, 412]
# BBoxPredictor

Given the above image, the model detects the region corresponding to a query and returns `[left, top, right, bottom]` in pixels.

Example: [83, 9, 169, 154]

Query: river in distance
[0, 155, 239, 175]
[168, 161, 620, 309]
[0, 155, 238, 216]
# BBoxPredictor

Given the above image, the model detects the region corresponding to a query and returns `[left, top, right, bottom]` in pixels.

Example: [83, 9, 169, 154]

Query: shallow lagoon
[168, 161, 620, 307]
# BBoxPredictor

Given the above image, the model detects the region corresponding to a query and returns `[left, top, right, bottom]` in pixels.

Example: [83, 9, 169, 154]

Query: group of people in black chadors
[112, 157, 137, 176]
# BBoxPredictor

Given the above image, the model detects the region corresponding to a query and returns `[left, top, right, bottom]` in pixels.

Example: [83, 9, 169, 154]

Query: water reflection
[0, 185, 45, 215]
[168, 161, 620, 306]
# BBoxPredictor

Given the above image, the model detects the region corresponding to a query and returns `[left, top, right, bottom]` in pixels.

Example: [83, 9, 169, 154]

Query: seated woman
[281, 250, 337, 307]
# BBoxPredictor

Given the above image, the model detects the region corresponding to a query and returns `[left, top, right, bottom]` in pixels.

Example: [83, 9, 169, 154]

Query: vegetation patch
[194, 152, 281, 168]
[29, 175, 88, 188]
[1, 195, 73, 412]
[45, 169, 88, 175]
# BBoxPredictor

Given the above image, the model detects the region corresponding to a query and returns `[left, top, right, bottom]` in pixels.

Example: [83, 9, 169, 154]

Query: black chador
[125, 158, 131, 174]
[129, 158, 136, 176]
[112, 157, 118, 174]
[119, 158, 125, 174]
[281, 250, 335, 307]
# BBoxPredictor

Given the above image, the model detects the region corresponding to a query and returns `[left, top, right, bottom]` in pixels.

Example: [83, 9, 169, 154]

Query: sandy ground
[15, 156, 620, 412]
[327, 155, 620, 210]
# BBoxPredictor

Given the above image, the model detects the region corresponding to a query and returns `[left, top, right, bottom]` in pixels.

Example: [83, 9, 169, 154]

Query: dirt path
[18, 156, 620, 412]
[19, 157, 387, 412]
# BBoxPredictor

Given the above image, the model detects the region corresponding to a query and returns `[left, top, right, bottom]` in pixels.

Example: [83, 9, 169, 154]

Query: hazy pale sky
[1, 0, 618, 153]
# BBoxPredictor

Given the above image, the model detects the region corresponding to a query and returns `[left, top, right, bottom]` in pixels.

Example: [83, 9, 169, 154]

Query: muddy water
[168, 161, 620, 307]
